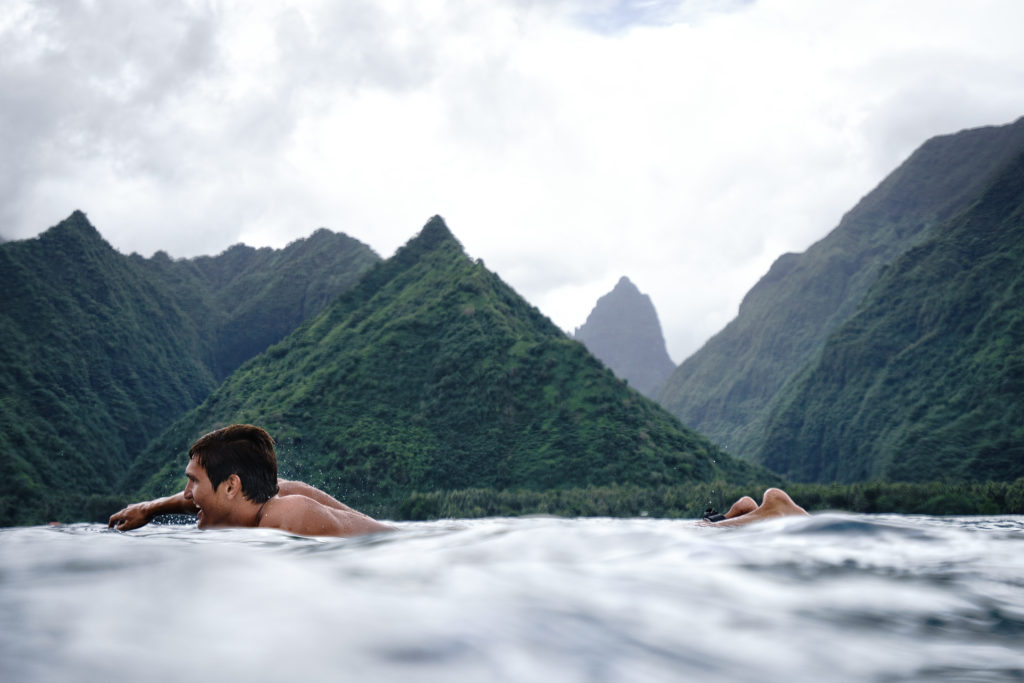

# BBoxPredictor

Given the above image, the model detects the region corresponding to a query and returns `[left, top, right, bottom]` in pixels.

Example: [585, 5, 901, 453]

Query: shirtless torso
[108, 475, 392, 537]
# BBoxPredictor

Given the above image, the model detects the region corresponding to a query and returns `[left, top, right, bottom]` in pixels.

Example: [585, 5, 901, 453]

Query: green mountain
[756, 146, 1024, 482]
[138, 227, 380, 380]
[573, 276, 676, 398]
[1, 212, 214, 524]
[0, 212, 378, 525]
[657, 117, 1024, 461]
[127, 217, 769, 514]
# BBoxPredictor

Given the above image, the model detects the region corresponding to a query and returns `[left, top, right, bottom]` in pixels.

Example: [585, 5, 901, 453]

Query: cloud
[4, 0, 1024, 362]
[0, 1, 220, 226]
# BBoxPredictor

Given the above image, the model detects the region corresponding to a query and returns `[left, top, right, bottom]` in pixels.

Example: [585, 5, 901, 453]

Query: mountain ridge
[755, 146, 1024, 482]
[657, 116, 1024, 459]
[126, 216, 770, 513]
[0, 211, 379, 525]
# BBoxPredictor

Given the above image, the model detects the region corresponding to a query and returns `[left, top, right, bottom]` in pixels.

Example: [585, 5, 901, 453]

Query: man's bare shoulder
[258, 494, 393, 537]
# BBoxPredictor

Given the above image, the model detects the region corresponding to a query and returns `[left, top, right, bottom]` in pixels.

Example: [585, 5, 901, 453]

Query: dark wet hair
[189, 424, 279, 503]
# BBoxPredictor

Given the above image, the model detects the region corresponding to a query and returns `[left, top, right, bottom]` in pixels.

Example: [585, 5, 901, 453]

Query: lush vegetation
[397, 478, 1024, 520]
[8, 116, 1024, 526]
[657, 118, 1024, 464]
[0, 213, 215, 525]
[127, 217, 772, 516]
[0, 212, 378, 526]
[143, 227, 380, 380]
[756, 147, 1024, 482]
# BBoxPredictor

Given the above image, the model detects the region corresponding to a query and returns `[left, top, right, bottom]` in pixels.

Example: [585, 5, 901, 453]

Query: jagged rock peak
[574, 276, 676, 398]
[613, 275, 640, 293]
[578, 276, 660, 331]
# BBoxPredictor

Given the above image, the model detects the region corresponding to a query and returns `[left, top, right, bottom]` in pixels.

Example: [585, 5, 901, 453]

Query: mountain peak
[34, 210, 109, 253]
[414, 215, 459, 250]
[383, 215, 464, 272]
[424, 214, 450, 232]
[62, 209, 99, 234]
[614, 275, 638, 291]
[575, 276, 676, 398]
[129, 222, 759, 509]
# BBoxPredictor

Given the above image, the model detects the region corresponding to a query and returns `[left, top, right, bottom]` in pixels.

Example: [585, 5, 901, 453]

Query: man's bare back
[255, 481, 392, 536]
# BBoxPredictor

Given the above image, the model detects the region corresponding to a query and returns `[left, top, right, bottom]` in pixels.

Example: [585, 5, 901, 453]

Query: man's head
[187, 424, 279, 505]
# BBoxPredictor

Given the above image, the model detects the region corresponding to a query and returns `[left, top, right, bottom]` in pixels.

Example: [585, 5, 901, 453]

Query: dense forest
[0, 212, 378, 525]
[4, 119, 1024, 527]
[398, 478, 1024, 520]
[125, 217, 770, 518]
[657, 117, 1024, 483]
[755, 148, 1024, 482]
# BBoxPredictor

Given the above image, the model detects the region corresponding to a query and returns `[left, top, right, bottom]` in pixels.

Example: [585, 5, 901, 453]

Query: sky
[3, 0, 1024, 362]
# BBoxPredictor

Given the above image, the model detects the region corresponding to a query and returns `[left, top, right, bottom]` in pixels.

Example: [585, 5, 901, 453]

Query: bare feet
[710, 488, 808, 527]
[724, 496, 758, 518]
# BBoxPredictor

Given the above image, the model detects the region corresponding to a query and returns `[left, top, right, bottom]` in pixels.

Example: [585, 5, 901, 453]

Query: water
[1, 514, 1022, 682]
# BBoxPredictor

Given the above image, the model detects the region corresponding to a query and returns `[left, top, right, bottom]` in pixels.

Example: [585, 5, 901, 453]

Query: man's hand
[107, 491, 197, 531]
[108, 502, 154, 531]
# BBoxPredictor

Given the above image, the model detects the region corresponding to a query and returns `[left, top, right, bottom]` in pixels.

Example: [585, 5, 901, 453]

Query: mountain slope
[574, 276, 676, 398]
[141, 227, 380, 379]
[127, 217, 769, 513]
[657, 117, 1024, 457]
[755, 148, 1024, 482]
[0, 212, 378, 525]
[0, 212, 215, 524]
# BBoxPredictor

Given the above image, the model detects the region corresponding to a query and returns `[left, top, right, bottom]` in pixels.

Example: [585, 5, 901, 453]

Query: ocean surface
[1, 513, 1022, 682]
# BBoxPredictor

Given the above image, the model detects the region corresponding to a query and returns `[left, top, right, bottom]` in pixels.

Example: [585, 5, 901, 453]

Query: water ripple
[1, 514, 1022, 682]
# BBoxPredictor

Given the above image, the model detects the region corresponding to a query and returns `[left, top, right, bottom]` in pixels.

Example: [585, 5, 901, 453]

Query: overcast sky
[4, 0, 1024, 362]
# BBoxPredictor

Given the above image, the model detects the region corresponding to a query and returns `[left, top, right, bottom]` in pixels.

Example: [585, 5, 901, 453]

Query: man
[108, 424, 392, 537]
[701, 488, 809, 526]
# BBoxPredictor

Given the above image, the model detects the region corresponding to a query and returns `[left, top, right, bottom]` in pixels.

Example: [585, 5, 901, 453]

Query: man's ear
[224, 473, 243, 499]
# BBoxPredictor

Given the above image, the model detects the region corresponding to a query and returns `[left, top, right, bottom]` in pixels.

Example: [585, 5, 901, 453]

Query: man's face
[183, 459, 230, 529]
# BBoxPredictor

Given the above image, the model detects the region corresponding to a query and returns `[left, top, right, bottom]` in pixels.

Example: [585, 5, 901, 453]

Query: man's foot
[711, 488, 808, 527]
[724, 496, 758, 518]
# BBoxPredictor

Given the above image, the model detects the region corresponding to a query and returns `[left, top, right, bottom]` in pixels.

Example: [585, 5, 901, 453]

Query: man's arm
[109, 479, 378, 533]
[108, 491, 198, 531]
